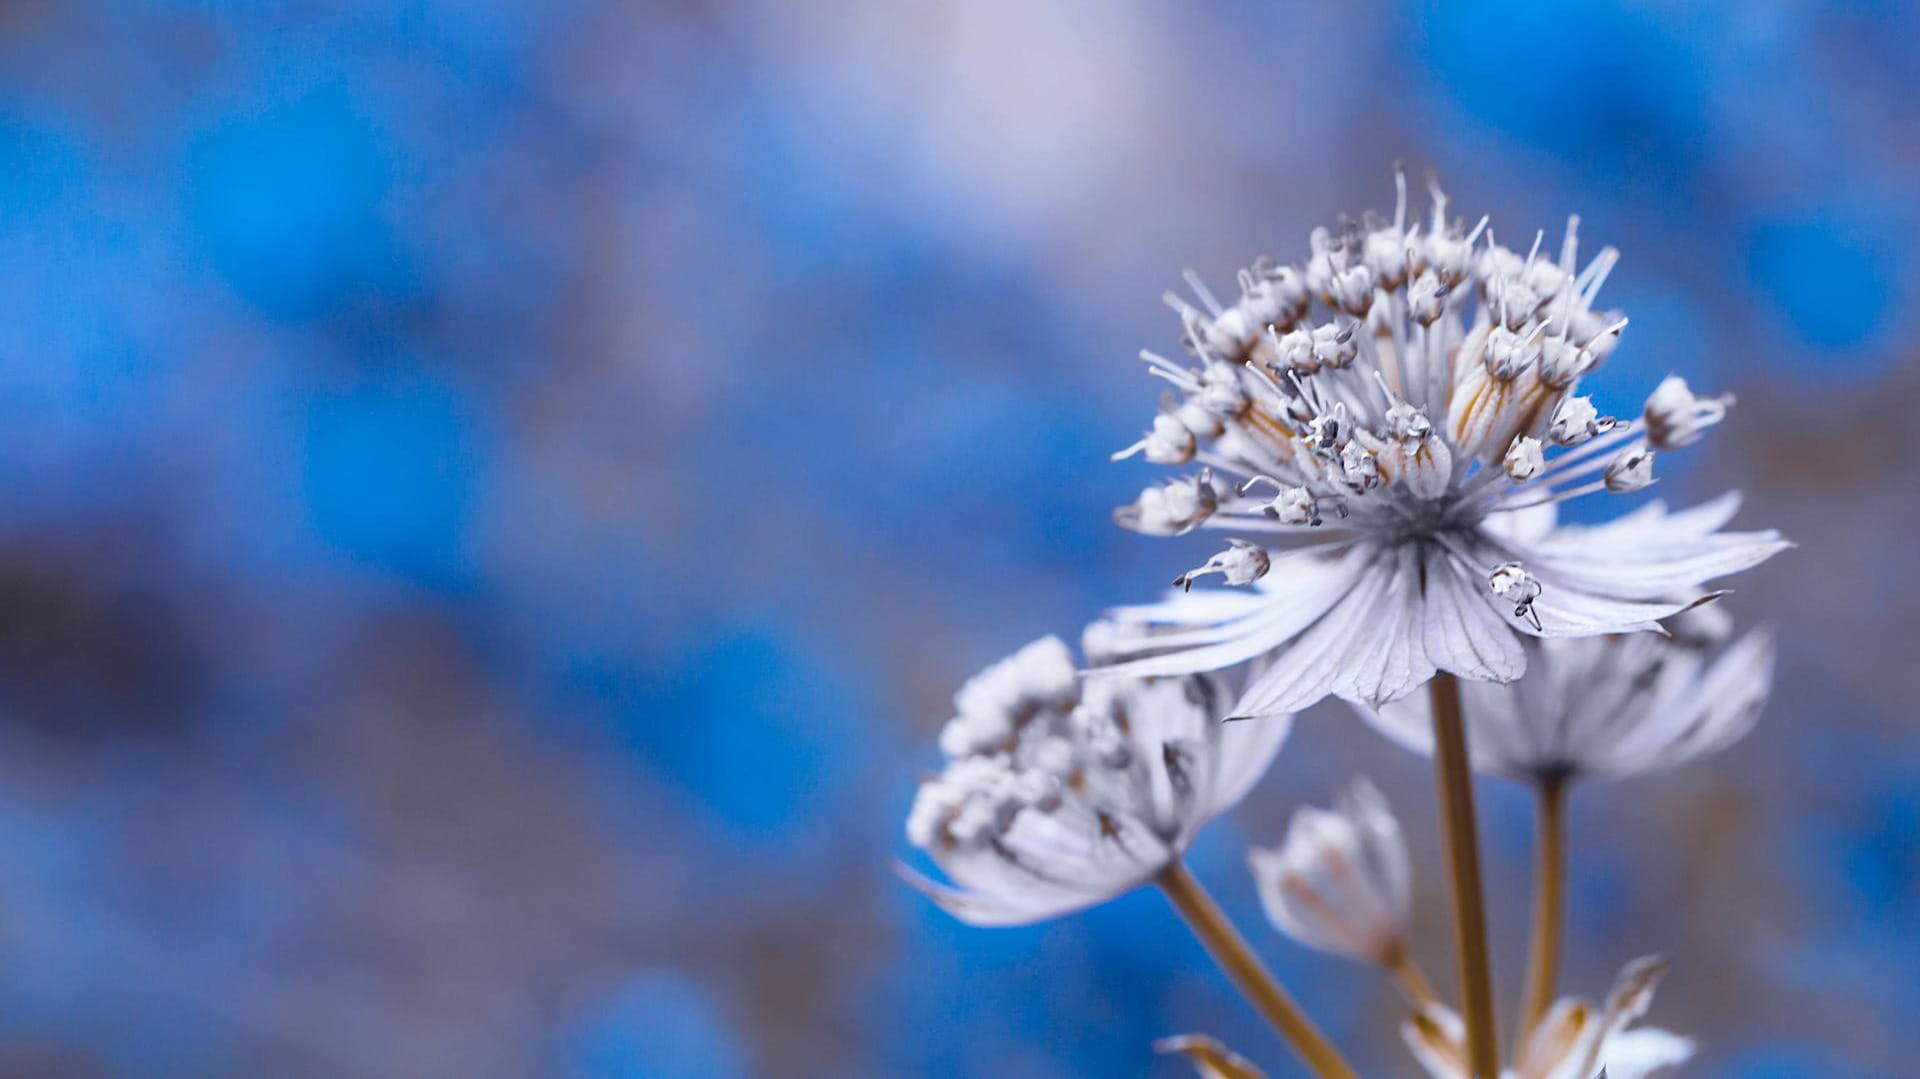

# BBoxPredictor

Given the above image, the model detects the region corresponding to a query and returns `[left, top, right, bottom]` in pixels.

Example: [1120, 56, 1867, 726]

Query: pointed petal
[1336, 543, 1437, 706]
[1232, 557, 1397, 717]
[1498, 494, 1789, 601]
[1095, 547, 1374, 680]
[1203, 705, 1292, 822]
[893, 861, 1103, 928]
[1481, 497, 1559, 543]
[1513, 529, 1791, 601]
[1401, 1003, 1470, 1079]
[1597, 628, 1774, 778]
[1422, 548, 1528, 683]
[1599, 1027, 1697, 1079]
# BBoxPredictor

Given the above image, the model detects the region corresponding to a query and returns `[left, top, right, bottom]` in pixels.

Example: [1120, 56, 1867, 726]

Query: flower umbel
[1358, 592, 1776, 785]
[1099, 173, 1787, 717]
[900, 635, 1288, 926]
[1248, 779, 1412, 968]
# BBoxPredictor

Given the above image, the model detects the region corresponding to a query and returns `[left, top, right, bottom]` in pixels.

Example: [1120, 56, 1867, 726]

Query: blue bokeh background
[0, 1, 1914, 1076]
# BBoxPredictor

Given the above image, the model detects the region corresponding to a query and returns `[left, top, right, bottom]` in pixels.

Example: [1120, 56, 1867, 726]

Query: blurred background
[0, 0, 1913, 1075]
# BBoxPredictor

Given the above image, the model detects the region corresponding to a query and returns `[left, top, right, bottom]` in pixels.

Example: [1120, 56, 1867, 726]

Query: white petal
[1599, 1027, 1697, 1079]
[1513, 530, 1791, 601]
[1400, 1003, 1470, 1079]
[1231, 556, 1399, 717]
[1518, 581, 1686, 638]
[1671, 626, 1774, 759]
[904, 802, 1174, 927]
[1095, 547, 1374, 679]
[1499, 494, 1789, 601]
[1108, 588, 1268, 627]
[1354, 662, 1550, 780]
[893, 861, 1104, 928]
[1482, 497, 1559, 543]
[1203, 704, 1293, 823]
[1334, 544, 1436, 706]
[1547, 491, 1743, 550]
[1421, 548, 1528, 683]
[1452, 542, 1685, 639]
[1349, 696, 1435, 759]
[1350, 778, 1414, 922]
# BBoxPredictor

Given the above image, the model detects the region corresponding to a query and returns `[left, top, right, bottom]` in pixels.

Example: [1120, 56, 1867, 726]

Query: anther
[1489, 561, 1543, 630]
[1173, 540, 1271, 591]
[1603, 446, 1656, 492]
[1504, 435, 1545, 480]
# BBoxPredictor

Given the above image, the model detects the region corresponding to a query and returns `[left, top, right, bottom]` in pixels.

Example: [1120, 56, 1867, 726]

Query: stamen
[1172, 539, 1272, 591]
[1489, 561, 1544, 631]
[1182, 269, 1224, 317]
[1559, 215, 1580, 273]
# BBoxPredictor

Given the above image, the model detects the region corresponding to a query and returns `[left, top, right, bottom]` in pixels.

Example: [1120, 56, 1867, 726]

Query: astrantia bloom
[1357, 592, 1775, 785]
[1248, 779, 1411, 967]
[1406, 956, 1693, 1079]
[1098, 175, 1787, 717]
[901, 635, 1287, 926]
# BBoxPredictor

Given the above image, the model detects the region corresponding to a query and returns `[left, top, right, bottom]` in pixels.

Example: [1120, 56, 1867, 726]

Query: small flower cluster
[1098, 172, 1782, 718]
[902, 632, 1288, 926]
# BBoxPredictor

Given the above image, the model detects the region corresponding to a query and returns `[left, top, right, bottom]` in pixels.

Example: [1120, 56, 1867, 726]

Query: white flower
[901, 635, 1289, 926]
[1406, 956, 1694, 1079]
[1099, 175, 1786, 718]
[1247, 779, 1411, 967]
[1356, 598, 1775, 784]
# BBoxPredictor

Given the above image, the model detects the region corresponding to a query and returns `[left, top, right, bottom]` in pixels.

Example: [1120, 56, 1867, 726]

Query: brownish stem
[1385, 944, 1443, 1010]
[1517, 774, 1568, 1048]
[1156, 860, 1359, 1079]
[1429, 672, 1500, 1078]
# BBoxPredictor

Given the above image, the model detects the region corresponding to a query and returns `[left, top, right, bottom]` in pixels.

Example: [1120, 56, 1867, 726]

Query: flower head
[1098, 174, 1786, 718]
[1406, 956, 1694, 1079]
[901, 635, 1288, 926]
[1248, 778, 1411, 967]
[1357, 595, 1775, 785]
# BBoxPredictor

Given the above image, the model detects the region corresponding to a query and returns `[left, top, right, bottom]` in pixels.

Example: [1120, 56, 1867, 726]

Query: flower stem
[1156, 859, 1359, 1079]
[1384, 944, 1442, 1010]
[1428, 672, 1500, 1078]
[1517, 774, 1568, 1047]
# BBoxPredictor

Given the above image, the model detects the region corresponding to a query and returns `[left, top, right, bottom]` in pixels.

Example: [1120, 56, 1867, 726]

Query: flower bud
[1603, 447, 1656, 492]
[1503, 435, 1545, 480]
[1249, 779, 1411, 966]
[1642, 375, 1728, 451]
[1113, 412, 1196, 464]
[1548, 395, 1616, 447]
